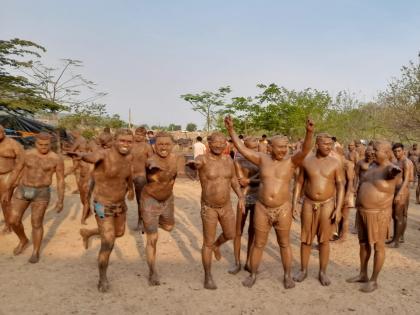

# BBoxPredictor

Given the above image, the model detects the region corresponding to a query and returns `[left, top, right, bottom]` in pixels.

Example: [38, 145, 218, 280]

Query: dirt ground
[1, 171, 420, 315]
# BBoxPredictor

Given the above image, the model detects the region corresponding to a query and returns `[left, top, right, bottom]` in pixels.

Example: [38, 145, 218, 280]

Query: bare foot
[387, 241, 400, 248]
[204, 275, 217, 290]
[346, 274, 369, 283]
[242, 274, 257, 288]
[79, 229, 90, 250]
[293, 270, 307, 282]
[149, 272, 160, 286]
[97, 278, 110, 292]
[283, 275, 295, 289]
[213, 246, 221, 261]
[319, 271, 331, 286]
[13, 239, 29, 255]
[360, 281, 378, 293]
[228, 263, 241, 275]
[28, 253, 40, 264]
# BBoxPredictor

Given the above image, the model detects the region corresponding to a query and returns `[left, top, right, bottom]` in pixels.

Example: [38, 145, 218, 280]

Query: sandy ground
[1, 171, 420, 315]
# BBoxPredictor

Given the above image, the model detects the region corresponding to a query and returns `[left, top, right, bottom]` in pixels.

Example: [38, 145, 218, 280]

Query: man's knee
[254, 234, 268, 248]
[100, 239, 115, 252]
[147, 233, 158, 246]
[223, 228, 235, 241]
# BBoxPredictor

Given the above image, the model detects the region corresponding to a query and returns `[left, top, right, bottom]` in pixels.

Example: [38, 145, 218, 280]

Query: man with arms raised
[386, 143, 412, 248]
[131, 127, 153, 231]
[347, 141, 401, 292]
[9, 132, 64, 263]
[188, 130, 245, 290]
[74, 129, 134, 292]
[225, 116, 314, 289]
[293, 133, 345, 286]
[141, 132, 178, 286]
[0, 125, 24, 233]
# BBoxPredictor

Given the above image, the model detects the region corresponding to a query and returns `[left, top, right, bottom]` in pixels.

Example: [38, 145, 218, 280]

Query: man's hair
[36, 132, 52, 141]
[262, 134, 267, 139]
[316, 133, 332, 143]
[392, 142, 404, 150]
[269, 135, 289, 144]
[239, 134, 244, 139]
[99, 132, 113, 145]
[135, 127, 147, 134]
[155, 131, 174, 142]
[114, 128, 133, 138]
[208, 132, 226, 142]
[196, 136, 202, 142]
[147, 130, 154, 135]
[331, 136, 337, 142]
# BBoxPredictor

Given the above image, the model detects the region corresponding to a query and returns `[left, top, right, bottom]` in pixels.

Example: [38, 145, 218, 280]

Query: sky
[1, 0, 420, 129]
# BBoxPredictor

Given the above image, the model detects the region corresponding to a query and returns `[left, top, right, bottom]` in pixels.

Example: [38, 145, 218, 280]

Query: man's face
[0, 127, 5, 141]
[155, 136, 173, 158]
[115, 134, 133, 155]
[365, 147, 374, 161]
[134, 131, 147, 143]
[208, 136, 226, 155]
[36, 139, 51, 155]
[373, 144, 389, 163]
[413, 144, 417, 150]
[270, 139, 288, 160]
[393, 147, 404, 160]
[244, 138, 259, 151]
[317, 138, 333, 157]
[348, 143, 355, 151]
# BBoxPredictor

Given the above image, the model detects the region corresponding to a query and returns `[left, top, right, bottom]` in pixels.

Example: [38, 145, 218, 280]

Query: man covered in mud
[347, 140, 401, 293]
[131, 127, 153, 231]
[0, 125, 24, 233]
[9, 132, 64, 263]
[293, 133, 345, 286]
[226, 116, 315, 289]
[74, 129, 134, 292]
[141, 132, 178, 286]
[64, 130, 92, 224]
[346, 141, 359, 165]
[228, 136, 259, 275]
[386, 143, 412, 248]
[188, 130, 244, 290]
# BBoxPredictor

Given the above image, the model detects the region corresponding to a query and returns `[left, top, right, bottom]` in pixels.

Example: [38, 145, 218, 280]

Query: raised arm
[54, 155, 65, 213]
[291, 118, 315, 166]
[224, 116, 261, 166]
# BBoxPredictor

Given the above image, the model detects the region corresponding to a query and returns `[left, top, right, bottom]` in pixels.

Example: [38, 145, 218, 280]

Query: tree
[181, 86, 231, 131]
[186, 122, 197, 132]
[28, 59, 107, 110]
[0, 38, 63, 112]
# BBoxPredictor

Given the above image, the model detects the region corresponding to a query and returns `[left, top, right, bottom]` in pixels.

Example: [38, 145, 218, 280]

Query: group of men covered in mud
[0, 116, 417, 294]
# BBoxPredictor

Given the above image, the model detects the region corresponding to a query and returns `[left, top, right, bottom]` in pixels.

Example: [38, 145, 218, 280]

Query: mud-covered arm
[54, 155, 65, 213]
[8, 141, 25, 188]
[291, 118, 314, 166]
[230, 161, 245, 213]
[186, 155, 205, 171]
[127, 161, 135, 201]
[224, 116, 261, 166]
[386, 164, 402, 179]
[67, 150, 105, 164]
[345, 162, 355, 197]
[292, 167, 304, 218]
[332, 162, 346, 221]
[354, 161, 361, 191]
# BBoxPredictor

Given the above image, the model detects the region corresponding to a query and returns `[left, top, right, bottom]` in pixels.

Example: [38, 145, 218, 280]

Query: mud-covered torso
[132, 142, 152, 177]
[92, 149, 133, 204]
[20, 149, 59, 188]
[199, 154, 234, 207]
[144, 153, 177, 201]
[0, 138, 20, 174]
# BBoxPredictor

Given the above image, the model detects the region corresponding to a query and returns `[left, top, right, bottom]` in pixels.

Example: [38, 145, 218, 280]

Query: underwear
[357, 207, 391, 244]
[15, 185, 51, 202]
[254, 200, 292, 232]
[93, 200, 127, 219]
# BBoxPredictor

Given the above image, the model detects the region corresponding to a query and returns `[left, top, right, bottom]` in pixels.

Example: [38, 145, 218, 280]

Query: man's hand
[306, 118, 315, 133]
[238, 197, 245, 215]
[185, 161, 197, 170]
[330, 208, 341, 223]
[238, 177, 250, 187]
[224, 115, 234, 131]
[389, 165, 402, 178]
[127, 189, 135, 201]
[65, 151, 82, 160]
[54, 201, 64, 213]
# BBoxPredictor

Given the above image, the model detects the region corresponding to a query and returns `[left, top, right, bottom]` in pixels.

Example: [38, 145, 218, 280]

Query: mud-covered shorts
[201, 202, 235, 242]
[357, 208, 391, 245]
[93, 200, 127, 219]
[14, 185, 51, 203]
[140, 191, 175, 234]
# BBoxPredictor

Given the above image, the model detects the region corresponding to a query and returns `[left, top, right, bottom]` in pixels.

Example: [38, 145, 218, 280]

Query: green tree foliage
[58, 103, 127, 134]
[0, 38, 63, 112]
[181, 86, 231, 131]
[168, 123, 182, 131]
[186, 122, 197, 132]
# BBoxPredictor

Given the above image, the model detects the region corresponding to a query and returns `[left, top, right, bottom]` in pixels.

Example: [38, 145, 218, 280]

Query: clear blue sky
[1, 0, 420, 129]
